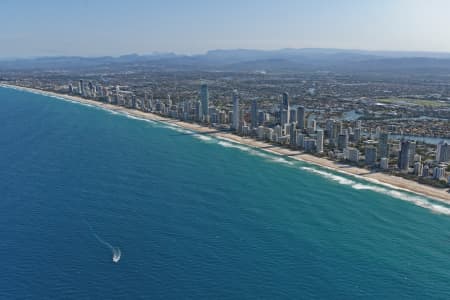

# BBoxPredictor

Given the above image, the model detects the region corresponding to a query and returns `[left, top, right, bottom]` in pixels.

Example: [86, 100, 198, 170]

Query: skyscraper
[326, 119, 335, 139]
[331, 121, 342, 146]
[433, 167, 445, 179]
[232, 90, 239, 131]
[436, 141, 450, 163]
[297, 106, 305, 130]
[280, 110, 289, 126]
[303, 138, 316, 153]
[289, 109, 297, 123]
[408, 141, 416, 167]
[398, 140, 412, 170]
[281, 92, 290, 124]
[316, 129, 324, 153]
[365, 146, 377, 166]
[251, 99, 258, 128]
[337, 133, 349, 150]
[195, 100, 202, 122]
[378, 132, 390, 159]
[200, 84, 209, 122]
[353, 128, 361, 143]
[309, 119, 316, 132]
[345, 148, 360, 162]
[414, 162, 423, 176]
[380, 157, 389, 170]
[282, 92, 289, 111]
[79, 79, 84, 96]
[289, 122, 297, 146]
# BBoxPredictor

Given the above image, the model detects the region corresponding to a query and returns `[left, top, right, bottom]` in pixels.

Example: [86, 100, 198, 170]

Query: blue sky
[1, 0, 450, 57]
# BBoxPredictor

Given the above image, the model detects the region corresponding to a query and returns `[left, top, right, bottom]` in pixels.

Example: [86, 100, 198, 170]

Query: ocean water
[1, 87, 450, 299]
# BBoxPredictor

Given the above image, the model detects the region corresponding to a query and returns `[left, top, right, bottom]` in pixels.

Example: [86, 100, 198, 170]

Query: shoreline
[2, 83, 450, 205]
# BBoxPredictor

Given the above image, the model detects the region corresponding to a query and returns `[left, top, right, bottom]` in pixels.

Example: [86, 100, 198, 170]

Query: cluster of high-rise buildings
[70, 80, 450, 187]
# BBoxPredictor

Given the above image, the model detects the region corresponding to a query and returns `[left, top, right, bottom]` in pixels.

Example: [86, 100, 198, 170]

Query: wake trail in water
[84, 220, 121, 263]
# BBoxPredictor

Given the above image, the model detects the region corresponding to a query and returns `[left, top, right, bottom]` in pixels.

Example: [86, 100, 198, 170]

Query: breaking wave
[121, 112, 156, 125]
[194, 134, 213, 141]
[300, 166, 450, 216]
[217, 140, 294, 165]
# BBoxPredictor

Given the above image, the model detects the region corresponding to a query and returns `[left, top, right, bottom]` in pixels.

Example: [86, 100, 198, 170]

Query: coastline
[2, 83, 450, 204]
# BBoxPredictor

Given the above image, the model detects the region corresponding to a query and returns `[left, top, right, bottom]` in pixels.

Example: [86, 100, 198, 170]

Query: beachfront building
[408, 141, 417, 167]
[344, 147, 360, 163]
[414, 162, 423, 176]
[436, 141, 450, 163]
[297, 106, 305, 130]
[422, 165, 430, 177]
[365, 146, 377, 166]
[289, 122, 297, 146]
[433, 166, 446, 180]
[380, 157, 389, 170]
[331, 122, 342, 146]
[337, 133, 349, 151]
[195, 100, 202, 122]
[200, 84, 209, 122]
[257, 126, 265, 140]
[316, 129, 324, 153]
[79, 79, 85, 96]
[280, 109, 289, 127]
[398, 140, 413, 171]
[379, 132, 390, 159]
[303, 138, 316, 153]
[296, 133, 305, 149]
[232, 90, 239, 131]
[251, 99, 258, 129]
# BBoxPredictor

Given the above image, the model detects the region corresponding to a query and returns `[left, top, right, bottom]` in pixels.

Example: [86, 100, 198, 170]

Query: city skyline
[2, 0, 450, 58]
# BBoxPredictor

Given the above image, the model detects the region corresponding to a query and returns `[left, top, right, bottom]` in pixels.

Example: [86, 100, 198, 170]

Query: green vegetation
[377, 97, 449, 107]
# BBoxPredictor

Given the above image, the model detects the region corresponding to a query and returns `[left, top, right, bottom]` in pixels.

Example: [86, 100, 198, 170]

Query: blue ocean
[1, 87, 450, 299]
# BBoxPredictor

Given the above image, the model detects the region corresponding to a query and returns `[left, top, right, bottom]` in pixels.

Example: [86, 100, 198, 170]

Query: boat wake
[85, 220, 121, 263]
[93, 233, 122, 263]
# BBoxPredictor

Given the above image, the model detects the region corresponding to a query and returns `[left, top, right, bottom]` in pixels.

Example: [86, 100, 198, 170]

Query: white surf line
[215, 136, 296, 163]
[300, 161, 448, 206]
[215, 138, 295, 165]
[213, 135, 450, 206]
[300, 166, 450, 216]
[1, 84, 161, 126]
[84, 220, 121, 263]
[296, 158, 449, 205]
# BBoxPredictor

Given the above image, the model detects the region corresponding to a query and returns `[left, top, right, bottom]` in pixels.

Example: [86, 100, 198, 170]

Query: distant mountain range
[2, 48, 450, 73]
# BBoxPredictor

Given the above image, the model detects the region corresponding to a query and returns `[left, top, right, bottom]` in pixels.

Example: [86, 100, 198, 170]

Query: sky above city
[1, 0, 450, 57]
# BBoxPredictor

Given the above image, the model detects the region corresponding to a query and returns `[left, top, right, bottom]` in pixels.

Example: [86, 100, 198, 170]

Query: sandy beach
[2, 83, 450, 204]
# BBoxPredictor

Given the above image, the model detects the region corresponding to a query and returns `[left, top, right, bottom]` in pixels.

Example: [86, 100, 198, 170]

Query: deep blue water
[1, 87, 450, 299]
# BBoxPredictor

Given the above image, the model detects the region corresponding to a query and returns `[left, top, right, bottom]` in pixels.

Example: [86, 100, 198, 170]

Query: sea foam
[300, 166, 450, 216]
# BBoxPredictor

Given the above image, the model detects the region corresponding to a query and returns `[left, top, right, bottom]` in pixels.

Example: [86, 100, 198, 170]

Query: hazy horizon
[4, 47, 450, 60]
[2, 0, 450, 58]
